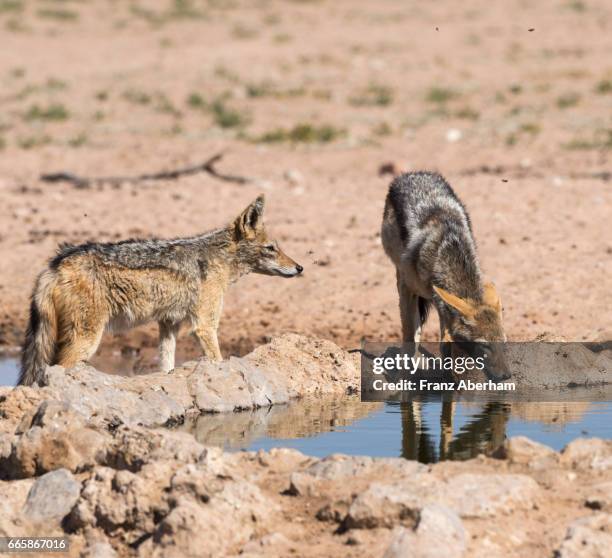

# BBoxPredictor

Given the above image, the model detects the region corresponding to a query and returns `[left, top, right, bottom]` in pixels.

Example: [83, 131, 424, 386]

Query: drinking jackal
[381, 171, 509, 380]
[19, 195, 303, 386]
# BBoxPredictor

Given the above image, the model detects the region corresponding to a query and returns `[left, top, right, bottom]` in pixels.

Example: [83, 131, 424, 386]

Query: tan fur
[19, 196, 302, 385]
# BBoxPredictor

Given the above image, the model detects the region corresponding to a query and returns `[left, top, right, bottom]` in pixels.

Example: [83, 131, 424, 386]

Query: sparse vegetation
[556, 92, 580, 108]
[231, 24, 257, 39]
[245, 81, 305, 99]
[0, 1, 23, 14]
[186, 94, 204, 112]
[372, 122, 392, 137]
[154, 93, 181, 117]
[254, 123, 345, 144]
[349, 84, 393, 107]
[123, 90, 152, 105]
[18, 134, 51, 149]
[37, 8, 79, 21]
[563, 129, 612, 150]
[455, 107, 480, 120]
[130, 0, 205, 26]
[210, 99, 249, 128]
[595, 79, 612, 94]
[68, 132, 88, 148]
[565, 0, 587, 12]
[505, 122, 541, 146]
[24, 104, 69, 122]
[273, 33, 292, 43]
[426, 86, 459, 104]
[186, 92, 248, 128]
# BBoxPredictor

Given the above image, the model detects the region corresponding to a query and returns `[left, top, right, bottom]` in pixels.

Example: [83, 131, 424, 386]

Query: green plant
[349, 84, 393, 107]
[563, 129, 612, 150]
[556, 92, 580, 108]
[255, 123, 345, 143]
[123, 89, 152, 105]
[24, 104, 69, 122]
[18, 135, 52, 149]
[68, 132, 88, 148]
[37, 8, 79, 21]
[455, 107, 480, 120]
[186, 92, 206, 109]
[426, 87, 459, 104]
[595, 79, 612, 94]
[210, 99, 249, 128]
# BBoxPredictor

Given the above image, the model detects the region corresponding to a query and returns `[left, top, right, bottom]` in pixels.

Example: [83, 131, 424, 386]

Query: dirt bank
[1, 337, 611, 557]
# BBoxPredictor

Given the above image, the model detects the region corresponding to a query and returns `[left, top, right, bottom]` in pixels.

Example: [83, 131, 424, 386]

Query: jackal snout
[434, 283, 510, 380]
[234, 195, 304, 278]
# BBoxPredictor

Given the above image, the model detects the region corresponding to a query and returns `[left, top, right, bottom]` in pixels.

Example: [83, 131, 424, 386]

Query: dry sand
[0, 0, 610, 367]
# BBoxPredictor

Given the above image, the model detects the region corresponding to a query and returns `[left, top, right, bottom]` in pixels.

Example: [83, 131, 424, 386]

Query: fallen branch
[40, 152, 252, 189]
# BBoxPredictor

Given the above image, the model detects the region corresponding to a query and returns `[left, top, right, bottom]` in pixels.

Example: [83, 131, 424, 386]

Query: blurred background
[0, 0, 610, 368]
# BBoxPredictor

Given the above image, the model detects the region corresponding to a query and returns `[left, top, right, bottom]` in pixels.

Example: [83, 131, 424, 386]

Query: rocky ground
[1, 335, 611, 557]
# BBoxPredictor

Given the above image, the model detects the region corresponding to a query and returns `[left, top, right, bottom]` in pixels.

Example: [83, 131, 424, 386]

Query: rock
[445, 474, 540, 518]
[0, 403, 109, 480]
[22, 468, 81, 525]
[495, 436, 557, 468]
[344, 477, 437, 529]
[142, 480, 276, 558]
[81, 540, 118, 558]
[585, 482, 612, 511]
[556, 513, 612, 557]
[245, 334, 360, 398]
[446, 128, 463, 142]
[241, 532, 292, 555]
[283, 169, 304, 185]
[384, 504, 467, 558]
[0, 335, 359, 432]
[188, 356, 290, 413]
[67, 465, 171, 543]
[561, 439, 612, 471]
[0, 478, 34, 536]
[343, 472, 540, 528]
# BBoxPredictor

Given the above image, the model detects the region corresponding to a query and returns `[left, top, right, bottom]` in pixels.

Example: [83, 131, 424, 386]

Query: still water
[180, 394, 612, 463]
[2, 357, 610, 463]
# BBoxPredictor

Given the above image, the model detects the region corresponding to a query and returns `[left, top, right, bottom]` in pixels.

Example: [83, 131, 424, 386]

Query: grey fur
[381, 171, 504, 347]
[19, 195, 303, 385]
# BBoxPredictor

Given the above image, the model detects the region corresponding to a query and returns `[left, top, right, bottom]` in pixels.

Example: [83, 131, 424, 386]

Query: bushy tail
[19, 270, 58, 386]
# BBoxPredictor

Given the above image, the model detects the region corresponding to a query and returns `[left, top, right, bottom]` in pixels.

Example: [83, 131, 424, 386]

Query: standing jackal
[19, 195, 303, 386]
[381, 172, 509, 380]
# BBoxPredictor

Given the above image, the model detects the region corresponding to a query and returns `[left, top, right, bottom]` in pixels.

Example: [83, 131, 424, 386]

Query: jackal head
[433, 283, 510, 381]
[232, 195, 303, 278]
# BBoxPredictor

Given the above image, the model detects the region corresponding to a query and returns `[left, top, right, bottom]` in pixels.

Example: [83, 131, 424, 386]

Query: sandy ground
[0, 0, 611, 367]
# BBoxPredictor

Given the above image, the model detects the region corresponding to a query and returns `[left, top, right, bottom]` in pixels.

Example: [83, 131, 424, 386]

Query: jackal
[381, 171, 509, 380]
[19, 195, 303, 386]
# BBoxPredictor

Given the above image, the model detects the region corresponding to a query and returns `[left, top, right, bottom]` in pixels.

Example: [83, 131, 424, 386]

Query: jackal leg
[192, 289, 224, 362]
[396, 271, 422, 344]
[439, 313, 452, 358]
[158, 321, 180, 373]
[56, 323, 104, 369]
[192, 325, 222, 361]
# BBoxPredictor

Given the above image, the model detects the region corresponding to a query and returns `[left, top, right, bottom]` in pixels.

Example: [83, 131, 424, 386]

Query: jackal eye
[264, 243, 277, 252]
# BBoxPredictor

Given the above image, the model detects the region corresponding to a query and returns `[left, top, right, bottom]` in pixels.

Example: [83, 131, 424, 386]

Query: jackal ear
[483, 282, 502, 314]
[235, 195, 265, 238]
[433, 286, 476, 319]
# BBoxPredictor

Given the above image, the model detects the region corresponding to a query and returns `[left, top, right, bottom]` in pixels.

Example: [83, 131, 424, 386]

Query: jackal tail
[19, 270, 58, 386]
